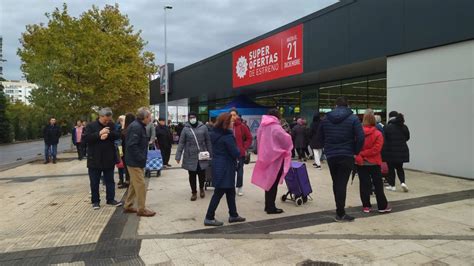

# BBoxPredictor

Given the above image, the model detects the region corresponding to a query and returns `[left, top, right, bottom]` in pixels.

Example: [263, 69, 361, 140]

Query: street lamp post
[164, 5, 172, 123]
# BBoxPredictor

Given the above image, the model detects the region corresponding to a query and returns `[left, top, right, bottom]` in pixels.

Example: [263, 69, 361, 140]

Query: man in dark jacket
[155, 118, 173, 168]
[123, 107, 156, 217]
[319, 97, 365, 222]
[43, 117, 61, 164]
[83, 108, 122, 210]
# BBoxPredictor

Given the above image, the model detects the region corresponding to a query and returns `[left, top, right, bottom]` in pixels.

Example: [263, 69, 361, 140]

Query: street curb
[0, 135, 71, 146]
[0, 148, 74, 172]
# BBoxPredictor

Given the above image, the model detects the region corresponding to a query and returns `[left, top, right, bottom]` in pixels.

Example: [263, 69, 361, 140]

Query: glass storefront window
[253, 89, 300, 121]
[319, 81, 341, 114]
[300, 85, 319, 123]
[199, 73, 386, 124]
[316, 74, 386, 119]
[367, 74, 387, 121]
[341, 77, 368, 116]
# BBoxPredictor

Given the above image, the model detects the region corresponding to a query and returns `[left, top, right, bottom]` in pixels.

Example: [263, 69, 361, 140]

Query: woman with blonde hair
[355, 111, 391, 213]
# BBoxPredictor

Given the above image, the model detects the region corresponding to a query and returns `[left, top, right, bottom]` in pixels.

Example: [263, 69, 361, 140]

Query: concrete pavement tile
[222, 253, 257, 265]
[170, 258, 203, 265]
[238, 239, 295, 263]
[154, 240, 189, 252]
[187, 242, 214, 254]
[140, 251, 171, 265]
[193, 252, 229, 265]
[297, 249, 369, 265]
[202, 259, 232, 266]
[366, 241, 430, 260]
[438, 255, 473, 266]
[139, 240, 163, 257]
[266, 254, 308, 265]
[259, 259, 295, 266]
[429, 241, 474, 259]
[322, 242, 367, 256]
[391, 251, 437, 265]
[371, 260, 402, 266]
[415, 240, 451, 248]
[164, 247, 194, 260]
[421, 259, 450, 266]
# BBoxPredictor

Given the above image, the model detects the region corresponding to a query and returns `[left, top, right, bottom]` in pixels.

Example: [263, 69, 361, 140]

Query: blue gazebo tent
[209, 95, 269, 117]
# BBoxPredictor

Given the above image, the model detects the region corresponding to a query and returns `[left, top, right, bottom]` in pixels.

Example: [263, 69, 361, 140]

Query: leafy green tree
[18, 3, 157, 120]
[6, 101, 29, 141]
[0, 85, 13, 143]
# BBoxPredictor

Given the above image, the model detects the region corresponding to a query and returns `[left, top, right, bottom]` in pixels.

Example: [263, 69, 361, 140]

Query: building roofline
[172, 0, 355, 75]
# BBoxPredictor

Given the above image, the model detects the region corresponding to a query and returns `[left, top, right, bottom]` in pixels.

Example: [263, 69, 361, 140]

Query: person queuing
[146, 116, 156, 145]
[290, 117, 298, 158]
[204, 113, 246, 226]
[176, 123, 184, 142]
[309, 112, 323, 169]
[382, 111, 410, 192]
[123, 108, 156, 217]
[83, 108, 123, 210]
[229, 108, 252, 196]
[302, 119, 312, 159]
[280, 118, 291, 134]
[319, 97, 365, 222]
[43, 117, 61, 164]
[119, 113, 136, 189]
[251, 109, 293, 215]
[176, 112, 212, 201]
[72, 119, 85, 161]
[375, 115, 384, 134]
[355, 111, 391, 214]
[81, 121, 88, 157]
[115, 115, 126, 188]
[292, 118, 309, 162]
[155, 118, 173, 168]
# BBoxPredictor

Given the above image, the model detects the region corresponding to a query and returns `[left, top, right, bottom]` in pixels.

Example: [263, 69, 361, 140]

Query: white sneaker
[386, 186, 396, 192]
[237, 187, 244, 196]
[401, 183, 409, 192]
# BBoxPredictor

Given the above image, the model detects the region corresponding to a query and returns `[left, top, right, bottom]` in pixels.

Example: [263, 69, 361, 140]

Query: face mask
[189, 118, 197, 124]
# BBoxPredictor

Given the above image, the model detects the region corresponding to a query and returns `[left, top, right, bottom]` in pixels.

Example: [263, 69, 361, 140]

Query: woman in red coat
[355, 112, 391, 213]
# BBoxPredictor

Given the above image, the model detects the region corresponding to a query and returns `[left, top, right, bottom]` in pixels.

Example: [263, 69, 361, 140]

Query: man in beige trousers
[123, 107, 156, 217]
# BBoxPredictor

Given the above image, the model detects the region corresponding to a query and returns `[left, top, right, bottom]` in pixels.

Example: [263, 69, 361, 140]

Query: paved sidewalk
[136, 156, 473, 265]
[0, 152, 126, 254]
[0, 148, 472, 265]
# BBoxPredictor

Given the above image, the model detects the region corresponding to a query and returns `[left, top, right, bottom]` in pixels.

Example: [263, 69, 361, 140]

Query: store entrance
[253, 90, 300, 122]
[318, 74, 387, 121]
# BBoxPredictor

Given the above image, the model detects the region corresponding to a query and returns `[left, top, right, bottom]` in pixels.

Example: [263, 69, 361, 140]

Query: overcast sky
[0, 0, 337, 80]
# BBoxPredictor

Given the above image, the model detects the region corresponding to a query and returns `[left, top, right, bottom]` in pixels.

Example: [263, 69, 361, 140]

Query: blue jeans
[44, 144, 57, 161]
[88, 168, 115, 204]
[118, 168, 125, 183]
[205, 188, 238, 220]
[236, 157, 245, 188]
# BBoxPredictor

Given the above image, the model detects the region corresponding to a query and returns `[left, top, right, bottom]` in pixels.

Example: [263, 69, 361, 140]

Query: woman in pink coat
[251, 109, 293, 214]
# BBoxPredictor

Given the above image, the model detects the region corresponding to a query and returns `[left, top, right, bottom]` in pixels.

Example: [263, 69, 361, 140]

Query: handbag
[116, 158, 124, 169]
[190, 128, 211, 161]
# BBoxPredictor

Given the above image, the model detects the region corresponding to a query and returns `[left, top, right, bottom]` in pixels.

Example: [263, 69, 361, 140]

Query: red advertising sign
[232, 24, 303, 88]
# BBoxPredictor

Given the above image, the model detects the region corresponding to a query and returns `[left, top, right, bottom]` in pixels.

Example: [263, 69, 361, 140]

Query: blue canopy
[209, 95, 269, 117]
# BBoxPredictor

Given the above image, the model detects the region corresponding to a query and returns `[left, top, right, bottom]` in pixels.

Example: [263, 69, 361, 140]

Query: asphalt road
[0, 136, 72, 169]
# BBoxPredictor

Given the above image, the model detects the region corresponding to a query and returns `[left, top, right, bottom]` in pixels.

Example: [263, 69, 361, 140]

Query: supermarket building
[150, 0, 474, 179]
